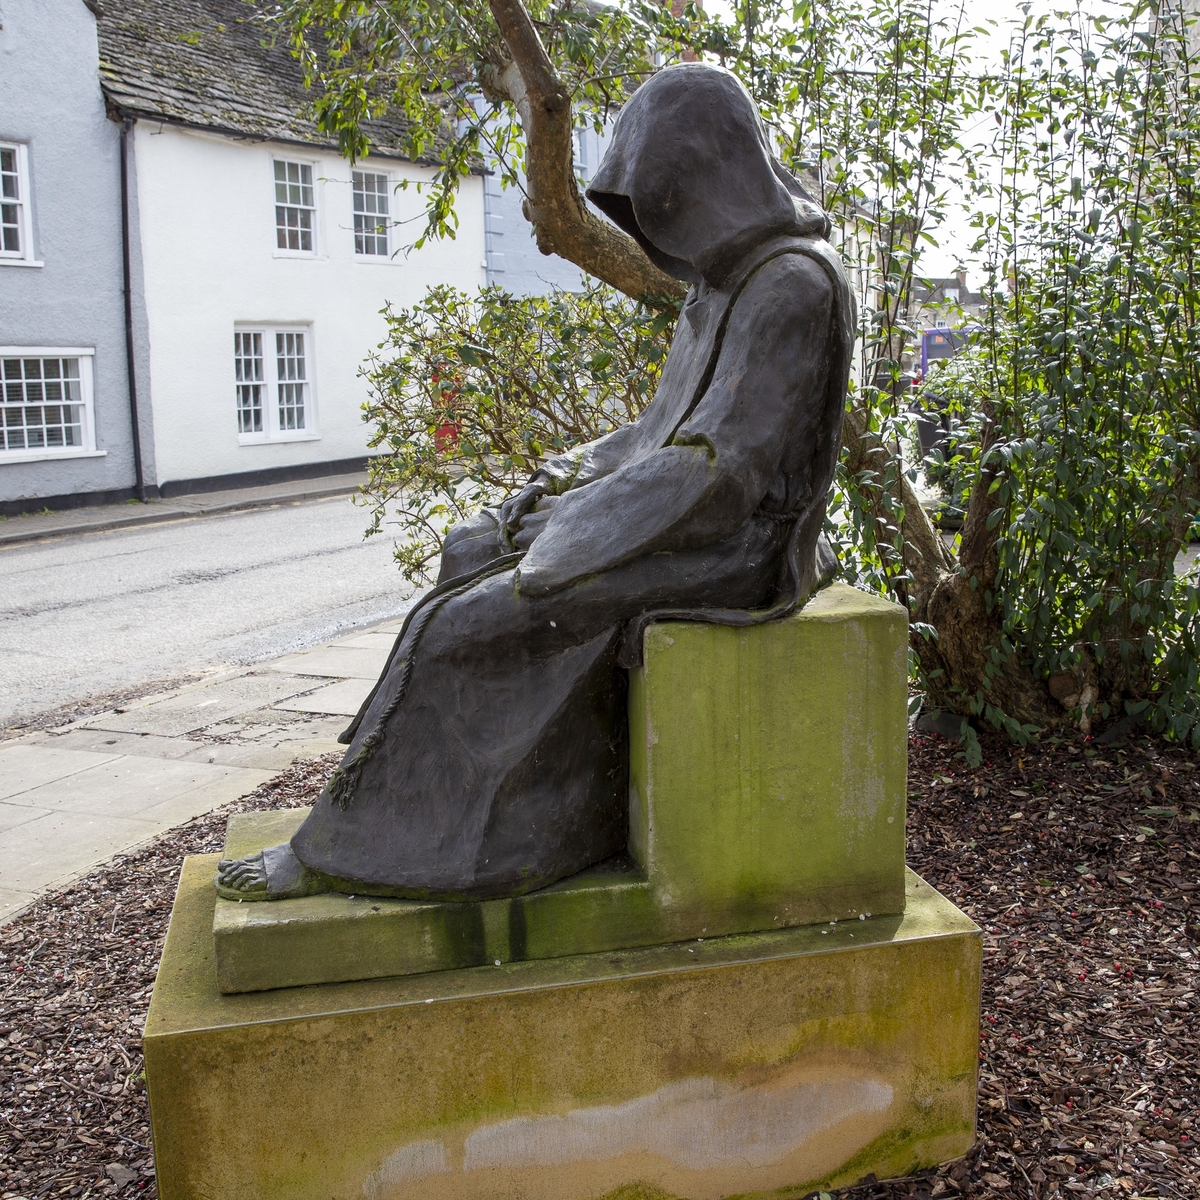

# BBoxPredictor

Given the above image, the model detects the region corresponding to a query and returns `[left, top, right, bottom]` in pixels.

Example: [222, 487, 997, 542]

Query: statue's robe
[289, 238, 853, 899]
[289, 63, 856, 900]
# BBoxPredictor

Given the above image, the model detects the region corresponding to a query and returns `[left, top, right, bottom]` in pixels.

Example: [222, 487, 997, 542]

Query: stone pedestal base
[146, 857, 980, 1200]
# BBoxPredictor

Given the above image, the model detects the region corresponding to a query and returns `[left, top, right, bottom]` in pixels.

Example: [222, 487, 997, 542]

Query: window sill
[272, 250, 319, 261]
[0, 257, 45, 269]
[237, 433, 322, 446]
[0, 448, 106, 465]
[354, 254, 397, 265]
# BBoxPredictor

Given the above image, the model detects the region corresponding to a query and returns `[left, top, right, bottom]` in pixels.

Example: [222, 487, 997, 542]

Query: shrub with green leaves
[909, 1, 1200, 746]
[304, 0, 1200, 750]
[359, 283, 674, 581]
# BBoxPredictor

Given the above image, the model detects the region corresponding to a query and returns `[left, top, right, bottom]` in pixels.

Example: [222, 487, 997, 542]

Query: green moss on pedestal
[148, 860, 979, 1200]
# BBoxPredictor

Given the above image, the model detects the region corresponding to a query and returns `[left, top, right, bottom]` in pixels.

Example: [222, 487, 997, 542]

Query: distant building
[0, 0, 485, 513]
[1, 0, 134, 511]
[483, 125, 610, 295]
[909, 269, 985, 333]
[1159, 0, 1200, 61]
[906, 274, 985, 464]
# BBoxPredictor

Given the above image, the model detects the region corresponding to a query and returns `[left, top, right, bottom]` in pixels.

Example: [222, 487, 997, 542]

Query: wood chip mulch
[853, 730, 1200, 1200]
[0, 754, 338, 1200]
[1, 736, 1197, 1200]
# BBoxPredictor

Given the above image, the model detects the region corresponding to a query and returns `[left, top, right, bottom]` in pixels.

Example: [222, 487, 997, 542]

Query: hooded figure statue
[215, 62, 857, 903]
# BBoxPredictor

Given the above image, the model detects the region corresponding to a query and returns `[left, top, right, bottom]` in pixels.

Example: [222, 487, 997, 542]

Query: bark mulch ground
[0, 754, 339, 1200]
[1, 736, 1197, 1200]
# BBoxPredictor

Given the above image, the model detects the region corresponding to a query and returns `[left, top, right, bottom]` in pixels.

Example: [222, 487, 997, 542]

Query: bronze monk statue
[216, 62, 855, 903]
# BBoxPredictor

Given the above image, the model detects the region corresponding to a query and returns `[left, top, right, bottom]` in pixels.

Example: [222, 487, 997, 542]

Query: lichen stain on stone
[361, 1073, 892, 1198]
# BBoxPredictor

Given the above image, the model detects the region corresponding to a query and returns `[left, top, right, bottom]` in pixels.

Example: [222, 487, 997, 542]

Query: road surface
[0, 494, 417, 730]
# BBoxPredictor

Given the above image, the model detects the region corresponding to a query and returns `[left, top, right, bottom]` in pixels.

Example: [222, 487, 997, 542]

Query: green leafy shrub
[359, 283, 674, 581]
[911, 1, 1200, 743]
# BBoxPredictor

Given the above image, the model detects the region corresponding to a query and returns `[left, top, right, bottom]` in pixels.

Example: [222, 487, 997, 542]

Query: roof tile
[96, 0, 425, 161]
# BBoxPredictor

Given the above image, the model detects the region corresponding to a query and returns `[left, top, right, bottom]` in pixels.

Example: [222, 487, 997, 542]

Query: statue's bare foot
[214, 843, 327, 901]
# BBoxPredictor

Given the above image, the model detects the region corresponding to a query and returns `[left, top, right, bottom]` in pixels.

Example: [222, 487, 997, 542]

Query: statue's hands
[499, 481, 549, 547]
[511, 495, 561, 551]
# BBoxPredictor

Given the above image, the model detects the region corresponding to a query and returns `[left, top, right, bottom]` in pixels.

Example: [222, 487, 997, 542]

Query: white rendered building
[0, 0, 485, 509]
[124, 124, 485, 490]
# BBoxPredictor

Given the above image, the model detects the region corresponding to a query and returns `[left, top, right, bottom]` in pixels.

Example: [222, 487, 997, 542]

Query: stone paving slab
[35, 719, 347, 770]
[0, 744, 122, 800]
[0, 799, 55, 835]
[1, 810, 181, 903]
[273, 678, 373, 717]
[90, 673, 322, 737]
[0, 885, 34, 924]
[266, 645, 391, 680]
[0, 763, 272, 922]
[29, 730, 215, 762]
[334, 630, 401, 650]
[4, 756, 268, 819]
[0, 599, 411, 923]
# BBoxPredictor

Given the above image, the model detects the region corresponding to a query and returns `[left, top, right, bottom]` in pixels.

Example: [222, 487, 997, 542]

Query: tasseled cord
[325, 555, 523, 810]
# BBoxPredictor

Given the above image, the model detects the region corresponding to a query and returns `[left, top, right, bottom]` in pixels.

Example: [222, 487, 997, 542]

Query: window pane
[0, 147, 21, 255]
[276, 332, 307, 430]
[0, 149, 17, 199]
[1, 355, 84, 452]
[352, 171, 389, 255]
[234, 332, 264, 433]
[274, 161, 315, 252]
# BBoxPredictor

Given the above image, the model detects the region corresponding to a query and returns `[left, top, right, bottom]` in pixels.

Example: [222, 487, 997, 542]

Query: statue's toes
[214, 855, 268, 899]
[218, 860, 246, 884]
[212, 844, 324, 901]
[215, 878, 266, 900]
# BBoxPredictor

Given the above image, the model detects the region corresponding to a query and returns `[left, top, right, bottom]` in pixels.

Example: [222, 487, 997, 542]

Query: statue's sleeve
[530, 422, 645, 495]
[516, 254, 835, 596]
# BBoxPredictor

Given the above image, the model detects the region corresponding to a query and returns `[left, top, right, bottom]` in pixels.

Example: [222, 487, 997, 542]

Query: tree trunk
[905, 399, 1060, 727]
[487, 0, 686, 306]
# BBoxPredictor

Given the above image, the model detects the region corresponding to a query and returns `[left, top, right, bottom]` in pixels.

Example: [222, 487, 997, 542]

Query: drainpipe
[119, 115, 147, 502]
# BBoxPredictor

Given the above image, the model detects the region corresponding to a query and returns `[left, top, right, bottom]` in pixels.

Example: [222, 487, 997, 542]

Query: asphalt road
[0, 495, 418, 729]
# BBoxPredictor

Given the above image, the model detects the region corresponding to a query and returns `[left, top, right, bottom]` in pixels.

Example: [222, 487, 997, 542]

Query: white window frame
[233, 325, 319, 444]
[0, 143, 41, 268]
[272, 158, 318, 258]
[352, 169, 392, 260]
[0, 347, 103, 464]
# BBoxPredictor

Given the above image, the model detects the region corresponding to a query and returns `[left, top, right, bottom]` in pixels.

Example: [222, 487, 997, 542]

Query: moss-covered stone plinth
[148, 856, 979, 1200]
[629, 582, 908, 930]
[214, 583, 908, 994]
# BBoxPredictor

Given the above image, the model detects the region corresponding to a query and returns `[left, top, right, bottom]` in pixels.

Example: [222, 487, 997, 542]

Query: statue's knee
[438, 512, 503, 583]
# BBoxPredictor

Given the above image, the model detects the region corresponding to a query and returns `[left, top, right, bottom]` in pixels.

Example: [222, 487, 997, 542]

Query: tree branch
[487, 0, 685, 306]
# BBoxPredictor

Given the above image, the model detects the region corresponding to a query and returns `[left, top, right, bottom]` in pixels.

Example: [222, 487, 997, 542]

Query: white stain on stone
[363, 1076, 893, 1193]
[463, 1075, 892, 1172]
[363, 1138, 450, 1197]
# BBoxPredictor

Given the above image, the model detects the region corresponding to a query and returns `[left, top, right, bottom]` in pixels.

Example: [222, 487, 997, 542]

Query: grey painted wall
[0, 0, 147, 507]
[484, 125, 609, 296]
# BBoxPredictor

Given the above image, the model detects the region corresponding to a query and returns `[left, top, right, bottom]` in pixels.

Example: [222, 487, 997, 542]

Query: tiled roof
[95, 0, 428, 162]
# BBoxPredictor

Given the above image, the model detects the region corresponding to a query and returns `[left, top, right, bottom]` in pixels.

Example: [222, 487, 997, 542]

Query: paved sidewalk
[0, 470, 367, 547]
[0, 614, 403, 923]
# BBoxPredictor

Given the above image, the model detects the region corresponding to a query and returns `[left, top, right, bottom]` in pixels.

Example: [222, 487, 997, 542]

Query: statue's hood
[586, 63, 830, 287]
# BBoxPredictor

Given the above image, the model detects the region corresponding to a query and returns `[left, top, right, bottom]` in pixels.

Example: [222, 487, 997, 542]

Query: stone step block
[212, 583, 909, 993]
[148, 856, 980, 1200]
